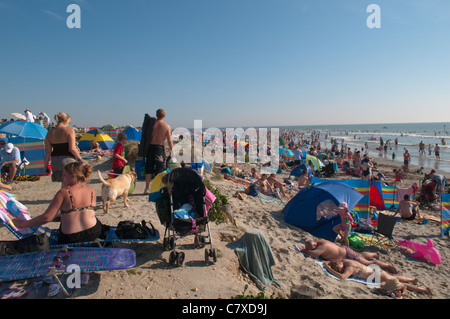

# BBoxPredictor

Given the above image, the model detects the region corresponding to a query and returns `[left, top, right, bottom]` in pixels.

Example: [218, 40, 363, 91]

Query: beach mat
[0, 247, 136, 282]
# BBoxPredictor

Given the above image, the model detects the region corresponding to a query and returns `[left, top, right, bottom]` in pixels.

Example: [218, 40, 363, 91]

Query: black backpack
[115, 220, 156, 239]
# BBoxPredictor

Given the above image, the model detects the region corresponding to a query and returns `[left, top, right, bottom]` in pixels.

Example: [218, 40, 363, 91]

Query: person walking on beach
[144, 109, 173, 194]
[434, 144, 440, 160]
[403, 149, 410, 173]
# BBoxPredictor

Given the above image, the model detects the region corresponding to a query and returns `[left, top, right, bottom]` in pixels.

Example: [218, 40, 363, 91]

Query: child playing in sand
[297, 171, 310, 189]
[332, 202, 353, 247]
[112, 132, 128, 175]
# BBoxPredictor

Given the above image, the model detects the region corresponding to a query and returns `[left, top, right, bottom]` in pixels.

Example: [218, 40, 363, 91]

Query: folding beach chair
[369, 213, 398, 250]
[0, 245, 136, 296]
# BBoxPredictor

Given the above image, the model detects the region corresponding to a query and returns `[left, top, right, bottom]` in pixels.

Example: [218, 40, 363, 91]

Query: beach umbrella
[78, 128, 115, 151]
[279, 148, 294, 157]
[10, 113, 26, 121]
[0, 121, 47, 139]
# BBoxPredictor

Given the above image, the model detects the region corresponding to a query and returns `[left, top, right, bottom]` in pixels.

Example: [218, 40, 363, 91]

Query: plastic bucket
[135, 160, 146, 181]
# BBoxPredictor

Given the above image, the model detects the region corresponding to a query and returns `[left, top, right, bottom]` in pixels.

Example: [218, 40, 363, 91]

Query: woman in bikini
[9, 162, 103, 245]
[323, 259, 433, 295]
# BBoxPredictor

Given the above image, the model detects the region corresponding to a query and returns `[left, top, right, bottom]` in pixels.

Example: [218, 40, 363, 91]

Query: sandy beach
[0, 152, 448, 301]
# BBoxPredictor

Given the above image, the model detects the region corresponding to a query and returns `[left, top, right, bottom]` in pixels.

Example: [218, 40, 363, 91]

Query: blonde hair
[64, 162, 92, 183]
[54, 112, 71, 124]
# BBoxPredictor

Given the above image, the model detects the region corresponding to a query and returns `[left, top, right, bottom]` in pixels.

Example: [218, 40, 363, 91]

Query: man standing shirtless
[144, 109, 173, 194]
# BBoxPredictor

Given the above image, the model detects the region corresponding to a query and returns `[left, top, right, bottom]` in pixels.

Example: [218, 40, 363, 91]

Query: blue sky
[1, 0, 449, 129]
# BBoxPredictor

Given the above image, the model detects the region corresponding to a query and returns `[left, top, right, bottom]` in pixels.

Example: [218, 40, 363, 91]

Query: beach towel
[257, 192, 287, 206]
[229, 230, 281, 290]
[396, 187, 413, 202]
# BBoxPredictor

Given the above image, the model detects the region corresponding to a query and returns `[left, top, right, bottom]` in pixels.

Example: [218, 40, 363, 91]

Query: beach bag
[115, 220, 155, 239]
[354, 224, 374, 234]
[246, 183, 259, 197]
[0, 233, 50, 256]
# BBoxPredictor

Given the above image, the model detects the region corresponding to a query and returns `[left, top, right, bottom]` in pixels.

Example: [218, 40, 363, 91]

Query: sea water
[280, 122, 450, 174]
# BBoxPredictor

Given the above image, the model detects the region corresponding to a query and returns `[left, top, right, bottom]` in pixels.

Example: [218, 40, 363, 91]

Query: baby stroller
[156, 167, 216, 266]
[417, 180, 437, 207]
[320, 162, 336, 178]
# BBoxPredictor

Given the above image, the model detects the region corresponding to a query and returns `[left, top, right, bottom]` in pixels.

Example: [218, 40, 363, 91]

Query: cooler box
[135, 160, 146, 181]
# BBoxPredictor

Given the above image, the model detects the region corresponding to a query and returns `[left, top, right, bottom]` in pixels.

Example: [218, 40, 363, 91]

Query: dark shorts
[51, 155, 77, 182]
[145, 144, 165, 176]
[113, 166, 124, 175]
[57, 218, 103, 245]
[403, 208, 417, 221]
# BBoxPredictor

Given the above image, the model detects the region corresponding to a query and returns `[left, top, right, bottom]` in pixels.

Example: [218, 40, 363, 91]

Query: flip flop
[47, 284, 60, 297]
[0, 288, 31, 299]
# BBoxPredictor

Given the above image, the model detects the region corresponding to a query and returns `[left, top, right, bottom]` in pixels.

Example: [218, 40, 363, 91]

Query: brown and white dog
[97, 170, 137, 213]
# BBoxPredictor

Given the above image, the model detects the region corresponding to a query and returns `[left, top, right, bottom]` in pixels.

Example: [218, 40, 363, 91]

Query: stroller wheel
[163, 237, 174, 251]
[194, 235, 200, 249]
[212, 248, 217, 263]
[205, 248, 209, 262]
[169, 251, 185, 266]
[176, 252, 185, 266]
[194, 235, 206, 249]
[169, 251, 176, 265]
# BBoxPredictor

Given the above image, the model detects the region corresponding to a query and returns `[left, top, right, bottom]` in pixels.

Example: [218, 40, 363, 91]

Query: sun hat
[5, 143, 14, 154]
[338, 202, 348, 210]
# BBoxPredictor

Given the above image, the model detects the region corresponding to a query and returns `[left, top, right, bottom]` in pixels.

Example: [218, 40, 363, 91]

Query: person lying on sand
[303, 239, 397, 273]
[267, 173, 289, 199]
[323, 260, 433, 295]
[256, 174, 282, 200]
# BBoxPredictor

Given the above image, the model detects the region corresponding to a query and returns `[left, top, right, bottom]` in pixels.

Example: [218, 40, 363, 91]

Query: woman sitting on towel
[8, 162, 103, 245]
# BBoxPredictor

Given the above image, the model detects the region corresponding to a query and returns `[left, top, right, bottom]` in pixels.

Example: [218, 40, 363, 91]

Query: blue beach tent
[282, 180, 363, 241]
[122, 126, 142, 142]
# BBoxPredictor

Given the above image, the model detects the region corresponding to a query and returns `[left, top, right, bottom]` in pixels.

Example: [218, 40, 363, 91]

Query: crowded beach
[0, 109, 448, 300]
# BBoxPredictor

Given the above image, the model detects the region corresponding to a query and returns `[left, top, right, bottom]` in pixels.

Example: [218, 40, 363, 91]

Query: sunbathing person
[256, 174, 282, 199]
[297, 171, 310, 189]
[8, 162, 103, 245]
[267, 173, 288, 199]
[323, 259, 433, 295]
[303, 239, 397, 273]
[250, 167, 261, 180]
[394, 194, 421, 220]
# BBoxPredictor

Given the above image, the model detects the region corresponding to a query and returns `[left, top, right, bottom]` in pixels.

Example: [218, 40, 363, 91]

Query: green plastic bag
[348, 233, 365, 249]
